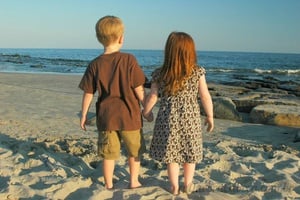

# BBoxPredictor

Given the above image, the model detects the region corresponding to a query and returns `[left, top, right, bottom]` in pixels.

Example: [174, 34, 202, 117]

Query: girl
[143, 32, 214, 195]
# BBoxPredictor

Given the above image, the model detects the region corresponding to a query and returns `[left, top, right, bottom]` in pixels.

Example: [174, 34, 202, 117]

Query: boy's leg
[98, 131, 121, 189]
[128, 157, 141, 188]
[121, 129, 145, 188]
[167, 163, 180, 195]
[103, 159, 115, 189]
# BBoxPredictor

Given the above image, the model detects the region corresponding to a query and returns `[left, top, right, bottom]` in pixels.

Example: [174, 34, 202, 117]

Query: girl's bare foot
[130, 181, 142, 189]
[105, 184, 114, 190]
[184, 183, 195, 194]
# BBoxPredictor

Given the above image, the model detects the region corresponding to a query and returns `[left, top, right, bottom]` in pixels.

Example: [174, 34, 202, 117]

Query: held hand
[143, 110, 154, 122]
[147, 112, 154, 122]
[205, 117, 214, 133]
[80, 115, 87, 131]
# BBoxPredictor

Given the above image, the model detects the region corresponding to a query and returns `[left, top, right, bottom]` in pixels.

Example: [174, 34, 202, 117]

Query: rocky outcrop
[250, 105, 300, 127]
[207, 78, 300, 127]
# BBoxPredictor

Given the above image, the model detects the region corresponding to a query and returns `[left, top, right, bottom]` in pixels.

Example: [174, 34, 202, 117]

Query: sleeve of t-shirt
[130, 57, 146, 88]
[78, 64, 96, 94]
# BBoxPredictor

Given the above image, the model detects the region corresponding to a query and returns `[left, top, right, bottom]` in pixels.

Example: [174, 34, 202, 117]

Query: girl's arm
[198, 75, 214, 132]
[135, 84, 155, 122]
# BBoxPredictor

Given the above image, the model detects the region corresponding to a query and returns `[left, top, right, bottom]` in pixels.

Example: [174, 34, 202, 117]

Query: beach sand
[0, 73, 299, 200]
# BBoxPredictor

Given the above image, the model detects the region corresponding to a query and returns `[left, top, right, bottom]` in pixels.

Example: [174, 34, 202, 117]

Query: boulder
[250, 105, 300, 127]
[211, 97, 242, 121]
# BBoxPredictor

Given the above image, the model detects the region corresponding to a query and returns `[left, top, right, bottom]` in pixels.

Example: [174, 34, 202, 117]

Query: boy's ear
[119, 34, 124, 44]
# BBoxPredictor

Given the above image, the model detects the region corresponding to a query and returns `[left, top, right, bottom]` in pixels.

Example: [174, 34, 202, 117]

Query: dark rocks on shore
[227, 75, 300, 97]
[30, 64, 45, 68]
[206, 78, 300, 128]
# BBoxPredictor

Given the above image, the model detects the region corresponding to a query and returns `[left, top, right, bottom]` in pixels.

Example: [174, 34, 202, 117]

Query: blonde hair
[95, 15, 124, 46]
[159, 32, 197, 96]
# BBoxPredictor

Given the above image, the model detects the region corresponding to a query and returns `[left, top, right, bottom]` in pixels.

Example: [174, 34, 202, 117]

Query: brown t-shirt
[79, 51, 145, 131]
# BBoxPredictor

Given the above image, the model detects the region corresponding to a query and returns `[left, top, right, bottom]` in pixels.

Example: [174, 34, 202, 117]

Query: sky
[0, 0, 300, 53]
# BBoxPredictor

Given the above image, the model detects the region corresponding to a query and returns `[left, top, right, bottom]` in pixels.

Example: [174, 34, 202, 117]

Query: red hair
[159, 32, 197, 95]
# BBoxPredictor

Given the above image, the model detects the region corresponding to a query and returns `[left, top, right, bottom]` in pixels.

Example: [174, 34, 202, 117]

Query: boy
[79, 15, 146, 189]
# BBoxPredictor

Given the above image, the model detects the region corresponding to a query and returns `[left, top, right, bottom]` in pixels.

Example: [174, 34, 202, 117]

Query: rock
[144, 79, 151, 88]
[208, 83, 250, 97]
[232, 93, 261, 113]
[231, 89, 300, 113]
[255, 87, 288, 94]
[278, 83, 300, 96]
[294, 131, 300, 142]
[30, 64, 45, 68]
[233, 99, 261, 113]
[233, 98, 299, 113]
[211, 97, 242, 121]
[250, 105, 300, 127]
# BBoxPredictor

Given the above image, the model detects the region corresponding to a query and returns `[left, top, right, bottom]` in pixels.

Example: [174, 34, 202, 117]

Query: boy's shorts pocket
[98, 131, 121, 159]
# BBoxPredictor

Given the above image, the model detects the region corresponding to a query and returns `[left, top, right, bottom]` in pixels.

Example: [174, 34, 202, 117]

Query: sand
[0, 72, 299, 200]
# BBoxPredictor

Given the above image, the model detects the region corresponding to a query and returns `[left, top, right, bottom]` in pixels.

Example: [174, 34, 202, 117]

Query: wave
[205, 67, 300, 75]
[254, 68, 300, 75]
[206, 68, 235, 73]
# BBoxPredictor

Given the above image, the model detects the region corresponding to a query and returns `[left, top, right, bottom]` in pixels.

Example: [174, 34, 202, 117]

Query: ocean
[0, 48, 299, 84]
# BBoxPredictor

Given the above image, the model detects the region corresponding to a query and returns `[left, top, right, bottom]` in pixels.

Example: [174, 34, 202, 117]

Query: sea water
[0, 48, 299, 84]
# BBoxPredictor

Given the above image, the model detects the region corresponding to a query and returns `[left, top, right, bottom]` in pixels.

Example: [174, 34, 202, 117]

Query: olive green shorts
[97, 129, 145, 160]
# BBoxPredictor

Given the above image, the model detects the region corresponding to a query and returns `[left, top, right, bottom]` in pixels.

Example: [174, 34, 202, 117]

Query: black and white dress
[150, 66, 206, 164]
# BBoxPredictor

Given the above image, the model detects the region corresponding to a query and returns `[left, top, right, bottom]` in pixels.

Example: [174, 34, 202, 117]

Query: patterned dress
[150, 66, 206, 164]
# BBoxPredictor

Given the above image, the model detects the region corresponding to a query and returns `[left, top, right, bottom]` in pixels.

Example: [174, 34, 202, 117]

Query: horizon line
[0, 47, 299, 55]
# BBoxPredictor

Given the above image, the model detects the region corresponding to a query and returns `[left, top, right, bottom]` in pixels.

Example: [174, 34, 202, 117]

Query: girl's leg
[128, 157, 142, 188]
[167, 163, 180, 195]
[183, 163, 195, 193]
[103, 159, 115, 189]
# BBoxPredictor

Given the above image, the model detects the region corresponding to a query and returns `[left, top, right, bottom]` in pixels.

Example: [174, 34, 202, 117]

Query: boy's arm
[80, 92, 94, 131]
[142, 82, 158, 122]
[134, 85, 146, 107]
[198, 75, 214, 132]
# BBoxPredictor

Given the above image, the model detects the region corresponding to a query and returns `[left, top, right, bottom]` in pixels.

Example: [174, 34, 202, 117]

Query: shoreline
[0, 72, 299, 199]
[0, 70, 84, 76]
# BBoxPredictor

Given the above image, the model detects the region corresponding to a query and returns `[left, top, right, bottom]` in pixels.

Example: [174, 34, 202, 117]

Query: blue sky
[1, 0, 300, 53]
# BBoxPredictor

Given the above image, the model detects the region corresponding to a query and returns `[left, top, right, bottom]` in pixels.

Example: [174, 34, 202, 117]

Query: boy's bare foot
[170, 186, 179, 195]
